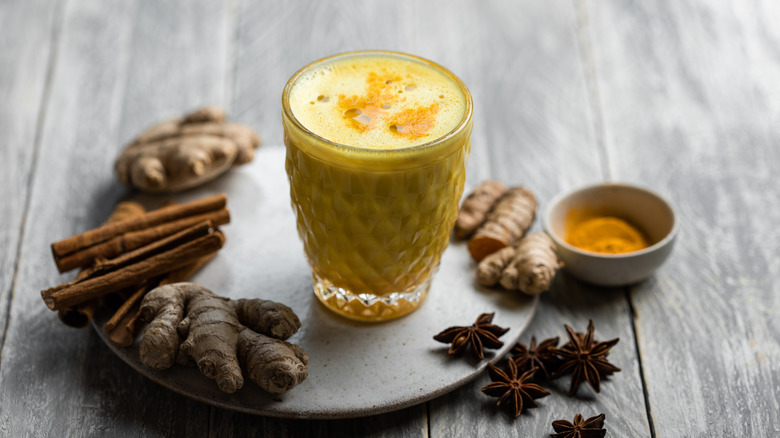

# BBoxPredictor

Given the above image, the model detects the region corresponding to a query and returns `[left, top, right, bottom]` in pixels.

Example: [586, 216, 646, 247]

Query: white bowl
[543, 183, 678, 287]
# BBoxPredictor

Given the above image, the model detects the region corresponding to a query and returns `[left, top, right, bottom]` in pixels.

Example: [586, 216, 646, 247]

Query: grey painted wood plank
[0, 0, 232, 436]
[230, 0, 493, 182]
[209, 404, 428, 438]
[429, 1, 650, 437]
[0, 0, 59, 351]
[0, 1, 146, 436]
[118, 0, 233, 145]
[585, 0, 780, 436]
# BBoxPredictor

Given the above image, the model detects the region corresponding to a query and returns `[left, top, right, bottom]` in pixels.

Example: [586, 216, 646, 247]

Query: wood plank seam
[210, 0, 239, 427]
[208, 405, 217, 438]
[572, 0, 612, 181]
[574, 0, 657, 435]
[105, 0, 140, 163]
[0, 0, 68, 367]
[426, 400, 432, 437]
[627, 289, 657, 438]
[224, 0, 239, 113]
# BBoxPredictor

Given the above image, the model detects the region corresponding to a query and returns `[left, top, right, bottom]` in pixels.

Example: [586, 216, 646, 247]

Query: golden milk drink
[282, 51, 472, 321]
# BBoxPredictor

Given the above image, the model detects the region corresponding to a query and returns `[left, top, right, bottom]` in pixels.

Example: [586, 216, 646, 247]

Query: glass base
[312, 273, 431, 322]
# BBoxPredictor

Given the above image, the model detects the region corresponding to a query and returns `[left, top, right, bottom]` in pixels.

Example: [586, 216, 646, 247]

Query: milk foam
[289, 54, 466, 149]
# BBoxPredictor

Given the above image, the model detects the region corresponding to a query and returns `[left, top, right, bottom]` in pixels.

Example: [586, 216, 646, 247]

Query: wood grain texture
[585, 0, 780, 436]
[209, 404, 427, 438]
[0, 0, 59, 350]
[0, 0, 231, 436]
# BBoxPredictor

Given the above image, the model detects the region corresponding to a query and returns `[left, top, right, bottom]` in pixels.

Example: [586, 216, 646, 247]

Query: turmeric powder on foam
[566, 216, 649, 254]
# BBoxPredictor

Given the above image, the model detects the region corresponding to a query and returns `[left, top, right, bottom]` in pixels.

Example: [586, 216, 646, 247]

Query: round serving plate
[92, 147, 538, 419]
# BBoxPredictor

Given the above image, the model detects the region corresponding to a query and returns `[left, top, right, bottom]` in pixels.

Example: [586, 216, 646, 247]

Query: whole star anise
[511, 336, 560, 378]
[561, 328, 617, 378]
[481, 361, 550, 418]
[549, 320, 621, 396]
[433, 313, 509, 359]
[551, 413, 607, 438]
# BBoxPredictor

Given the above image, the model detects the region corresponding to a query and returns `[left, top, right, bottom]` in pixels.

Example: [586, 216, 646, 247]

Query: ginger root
[454, 181, 507, 239]
[468, 187, 537, 261]
[115, 106, 261, 193]
[477, 233, 562, 295]
[238, 329, 310, 394]
[139, 282, 308, 394]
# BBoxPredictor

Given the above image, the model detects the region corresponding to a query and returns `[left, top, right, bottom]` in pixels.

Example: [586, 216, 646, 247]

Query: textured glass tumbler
[282, 51, 473, 322]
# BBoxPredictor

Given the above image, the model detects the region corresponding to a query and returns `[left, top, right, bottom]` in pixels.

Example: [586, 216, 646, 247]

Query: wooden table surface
[1, 0, 778, 436]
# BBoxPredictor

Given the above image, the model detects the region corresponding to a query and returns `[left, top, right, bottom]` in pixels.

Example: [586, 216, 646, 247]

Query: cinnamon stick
[58, 301, 99, 328]
[55, 208, 229, 272]
[81, 220, 213, 278]
[57, 201, 146, 327]
[104, 282, 153, 347]
[51, 193, 226, 266]
[104, 253, 216, 347]
[42, 228, 224, 311]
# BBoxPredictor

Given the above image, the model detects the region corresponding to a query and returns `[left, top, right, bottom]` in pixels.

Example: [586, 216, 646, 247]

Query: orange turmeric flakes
[388, 104, 440, 138]
[335, 70, 440, 137]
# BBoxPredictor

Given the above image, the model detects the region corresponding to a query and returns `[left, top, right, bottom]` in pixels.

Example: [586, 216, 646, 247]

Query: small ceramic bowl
[543, 182, 678, 287]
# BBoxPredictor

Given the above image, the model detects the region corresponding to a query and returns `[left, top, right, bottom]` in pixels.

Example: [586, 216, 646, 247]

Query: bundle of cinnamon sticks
[41, 193, 229, 347]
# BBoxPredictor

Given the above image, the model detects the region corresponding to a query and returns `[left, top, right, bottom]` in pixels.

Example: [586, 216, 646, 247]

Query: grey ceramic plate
[92, 148, 538, 419]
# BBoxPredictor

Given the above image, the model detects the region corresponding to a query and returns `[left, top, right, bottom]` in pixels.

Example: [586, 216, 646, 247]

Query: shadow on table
[544, 272, 629, 314]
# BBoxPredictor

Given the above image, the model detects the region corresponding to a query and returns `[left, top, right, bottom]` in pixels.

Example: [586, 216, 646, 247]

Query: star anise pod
[551, 413, 607, 438]
[550, 320, 621, 396]
[481, 361, 550, 418]
[511, 336, 560, 379]
[561, 329, 617, 378]
[433, 313, 509, 359]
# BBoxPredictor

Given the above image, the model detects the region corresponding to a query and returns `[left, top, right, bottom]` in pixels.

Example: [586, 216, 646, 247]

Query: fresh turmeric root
[477, 233, 562, 295]
[475, 246, 517, 287]
[115, 106, 261, 193]
[454, 181, 507, 239]
[468, 187, 537, 261]
[138, 282, 308, 394]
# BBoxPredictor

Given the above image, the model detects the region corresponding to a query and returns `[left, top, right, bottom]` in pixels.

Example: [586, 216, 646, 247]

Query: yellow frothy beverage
[282, 51, 472, 322]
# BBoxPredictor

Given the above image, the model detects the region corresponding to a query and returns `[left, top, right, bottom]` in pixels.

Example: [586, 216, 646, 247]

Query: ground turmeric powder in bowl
[566, 216, 649, 254]
[543, 182, 678, 286]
